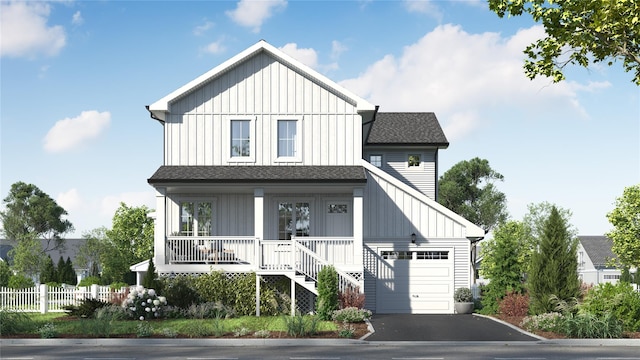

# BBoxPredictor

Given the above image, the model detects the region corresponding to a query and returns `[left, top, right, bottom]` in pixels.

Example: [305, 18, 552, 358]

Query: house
[577, 235, 621, 285]
[143, 40, 484, 315]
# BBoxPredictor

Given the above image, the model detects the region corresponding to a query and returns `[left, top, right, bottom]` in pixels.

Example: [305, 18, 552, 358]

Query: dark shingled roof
[148, 166, 367, 184]
[578, 235, 617, 268]
[366, 112, 449, 146]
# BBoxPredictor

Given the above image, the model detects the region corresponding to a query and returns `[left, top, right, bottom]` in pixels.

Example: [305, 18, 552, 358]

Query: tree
[9, 234, 45, 279]
[606, 184, 640, 269]
[142, 257, 161, 291]
[0, 182, 74, 251]
[101, 203, 154, 283]
[480, 221, 527, 313]
[527, 206, 581, 314]
[488, 0, 640, 85]
[438, 157, 508, 233]
[0, 260, 11, 287]
[75, 227, 108, 278]
[40, 255, 57, 284]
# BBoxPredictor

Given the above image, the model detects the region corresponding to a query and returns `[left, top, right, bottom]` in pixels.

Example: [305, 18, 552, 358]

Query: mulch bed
[493, 315, 640, 339]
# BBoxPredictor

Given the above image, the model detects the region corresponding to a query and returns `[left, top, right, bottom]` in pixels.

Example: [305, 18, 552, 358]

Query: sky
[1, 0, 638, 239]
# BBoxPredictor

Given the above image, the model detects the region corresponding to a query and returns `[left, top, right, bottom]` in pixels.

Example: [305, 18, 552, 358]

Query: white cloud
[0, 1, 66, 58]
[331, 40, 347, 60]
[193, 20, 214, 36]
[279, 43, 318, 69]
[43, 110, 111, 152]
[403, 0, 443, 20]
[226, 0, 286, 33]
[339, 24, 598, 141]
[201, 39, 226, 55]
[72, 11, 83, 26]
[100, 192, 156, 217]
[57, 188, 82, 213]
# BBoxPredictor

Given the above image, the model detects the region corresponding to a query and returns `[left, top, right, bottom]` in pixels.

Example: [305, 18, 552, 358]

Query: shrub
[520, 312, 563, 332]
[142, 258, 161, 292]
[316, 266, 338, 320]
[338, 321, 356, 338]
[0, 310, 35, 335]
[332, 307, 372, 323]
[110, 282, 128, 291]
[95, 305, 128, 321]
[37, 323, 58, 338]
[194, 271, 229, 305]
[339, 286, 365, 309]
[136, 322, 153, 338]
[162, 275, 201, 309]
[78, 276, 102, 287]
[556, 312, 623, 338]
[253, 329, 271, 338]
[454, 287, 473, 302]
[228, 272, 257, 316]
[579, 282, 640, 332]
[498, 291, 529, 317]
[8, 273, 34, 289]
[283, 314, 320, 337]
[65, 298, 111, 318]
[185, 301, 233, 319]
[121, 286, 167, 320]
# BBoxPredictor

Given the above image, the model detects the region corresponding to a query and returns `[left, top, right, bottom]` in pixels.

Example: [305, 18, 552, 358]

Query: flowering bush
[332, 307, 372, 323]
[520, 312, 563, 332]
[121, 286, 168, 320]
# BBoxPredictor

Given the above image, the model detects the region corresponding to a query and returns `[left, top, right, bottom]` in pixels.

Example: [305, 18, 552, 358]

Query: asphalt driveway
[365, 314, 540, 341]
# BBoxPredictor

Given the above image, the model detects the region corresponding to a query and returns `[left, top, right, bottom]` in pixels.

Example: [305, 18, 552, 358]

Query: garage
[376, 249, 454, 314]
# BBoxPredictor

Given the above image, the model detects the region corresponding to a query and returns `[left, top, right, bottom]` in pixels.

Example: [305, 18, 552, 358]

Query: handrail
[294, 240, 361, 292]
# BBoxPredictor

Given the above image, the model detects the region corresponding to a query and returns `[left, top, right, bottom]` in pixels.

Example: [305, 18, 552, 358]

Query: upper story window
[231, 120, 251, 157]
[278, 120, 297, 157]
[370, 154, 383, 167]
[408, 154, 421, 167]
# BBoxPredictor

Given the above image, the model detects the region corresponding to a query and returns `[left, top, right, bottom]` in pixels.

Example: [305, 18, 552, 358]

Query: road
[2, 342, 640, 360]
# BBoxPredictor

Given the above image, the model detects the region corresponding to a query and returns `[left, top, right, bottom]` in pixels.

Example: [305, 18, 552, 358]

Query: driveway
[365, 314, 540, 341]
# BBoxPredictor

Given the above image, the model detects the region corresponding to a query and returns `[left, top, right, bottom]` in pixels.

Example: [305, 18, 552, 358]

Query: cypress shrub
[316, 265, 338, 320]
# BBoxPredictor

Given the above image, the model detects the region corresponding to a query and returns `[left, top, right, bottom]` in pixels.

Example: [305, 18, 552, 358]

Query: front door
[278, 201, 310, 240]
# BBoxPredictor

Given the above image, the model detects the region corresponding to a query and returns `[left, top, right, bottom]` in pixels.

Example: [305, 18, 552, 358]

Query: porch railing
[166, 236, 256, 264]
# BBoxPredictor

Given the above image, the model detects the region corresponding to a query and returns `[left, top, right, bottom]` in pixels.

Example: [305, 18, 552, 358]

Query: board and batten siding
[364, 150, 437, 200]
[164, 52, 361, 167]
[165, 193, 254, 236]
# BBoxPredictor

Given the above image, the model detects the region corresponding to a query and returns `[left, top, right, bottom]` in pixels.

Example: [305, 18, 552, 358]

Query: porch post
[254, 188, 264, 269]
[291, 277, 296, 316]
[255, 274, 261, 317]
[353, 188, 363, 265]
[154, 187, 167, 266]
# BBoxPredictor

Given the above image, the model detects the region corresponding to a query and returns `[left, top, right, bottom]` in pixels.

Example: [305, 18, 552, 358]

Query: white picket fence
[0, 284, 127, 313]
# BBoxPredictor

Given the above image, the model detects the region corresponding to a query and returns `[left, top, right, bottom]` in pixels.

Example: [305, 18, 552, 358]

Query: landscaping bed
[494, 314, 640, 339]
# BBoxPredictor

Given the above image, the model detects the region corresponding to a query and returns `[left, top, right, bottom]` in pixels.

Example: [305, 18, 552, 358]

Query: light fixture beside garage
[411, 233, 417, 244]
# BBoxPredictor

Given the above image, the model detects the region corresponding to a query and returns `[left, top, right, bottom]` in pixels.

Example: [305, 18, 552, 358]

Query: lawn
[1, 312, 370, 339]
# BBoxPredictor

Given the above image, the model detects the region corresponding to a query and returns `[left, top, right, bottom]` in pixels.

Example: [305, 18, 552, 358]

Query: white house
[577, 235, 621, 286]
[142, 40, 484, 315]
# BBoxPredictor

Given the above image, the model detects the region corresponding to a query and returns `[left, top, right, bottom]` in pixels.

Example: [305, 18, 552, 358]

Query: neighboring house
[577, 235, 621, 286]
[142, 40, 484, 314]
[0, 238, 88, 284]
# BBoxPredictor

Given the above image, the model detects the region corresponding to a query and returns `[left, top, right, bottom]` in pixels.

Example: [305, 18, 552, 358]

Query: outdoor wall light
[411, 233, 416, 244]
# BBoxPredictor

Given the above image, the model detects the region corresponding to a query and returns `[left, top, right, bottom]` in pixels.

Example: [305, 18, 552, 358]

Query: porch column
[255, 274, 261, 317]
[254, 188, 264, 270]
[291, 277, 296, 316]
[353, 188, 363, 265]
[154, 187, 167, 266]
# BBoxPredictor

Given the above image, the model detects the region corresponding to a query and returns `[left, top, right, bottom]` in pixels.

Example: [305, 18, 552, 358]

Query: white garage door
[376, 249, 454, 314]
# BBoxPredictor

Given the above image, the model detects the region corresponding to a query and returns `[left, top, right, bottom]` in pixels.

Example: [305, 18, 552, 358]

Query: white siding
[364, 149, 437, 199]
[164, 52, 361, 167]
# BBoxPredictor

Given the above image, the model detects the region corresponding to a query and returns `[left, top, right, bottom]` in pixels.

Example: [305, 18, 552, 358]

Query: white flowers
[121, 286, 168, 321]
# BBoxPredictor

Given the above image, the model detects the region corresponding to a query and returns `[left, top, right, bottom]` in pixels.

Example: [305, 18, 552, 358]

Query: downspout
[468, 235, 485, 285]
[362, 105, 380, 157]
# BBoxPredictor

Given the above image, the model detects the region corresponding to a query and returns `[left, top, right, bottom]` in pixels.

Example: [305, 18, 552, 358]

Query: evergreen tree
[142, 258, 160, 291]
[56, 256, 66, 283]
[0, 260, 11, 287]
[40, 255, 57, 284]
[527, 206, 581, 314]
[480, 221, 526, 313]
[620, 267, 632, 283]
[64, 257, 77, 285]
[89, 261, 101, 278]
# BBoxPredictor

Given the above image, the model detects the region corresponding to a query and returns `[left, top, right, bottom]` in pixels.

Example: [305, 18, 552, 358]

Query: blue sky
[1, 0, 638, 238]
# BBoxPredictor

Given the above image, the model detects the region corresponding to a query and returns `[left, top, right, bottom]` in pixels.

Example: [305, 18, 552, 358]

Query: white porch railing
[0, 284, 127, 313]
[166, 236, 256, 264]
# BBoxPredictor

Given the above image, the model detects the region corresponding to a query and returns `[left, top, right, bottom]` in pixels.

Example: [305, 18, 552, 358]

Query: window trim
[369, 154, 383, 168]
[274, 197, 313, 239]
[228, 117, 256, 163]
[176, 198, 217, 237]
[274, 117, 302, 163]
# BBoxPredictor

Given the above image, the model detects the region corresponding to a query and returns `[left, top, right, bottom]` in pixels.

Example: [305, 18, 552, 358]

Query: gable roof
[365, 112, 449, 147]
[147, 40, 376, 122]
[578, 235, 617, 268]
[148, 165, 367, 184]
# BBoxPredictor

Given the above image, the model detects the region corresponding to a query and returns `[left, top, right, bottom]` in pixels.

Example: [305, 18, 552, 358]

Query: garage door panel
[376, 249, 454, 314]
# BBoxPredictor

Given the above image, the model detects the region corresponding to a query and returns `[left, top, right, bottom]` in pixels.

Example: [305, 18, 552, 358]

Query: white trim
[175, 197, 218, 237]
[227, 117, 256, 163]
[148, 40, 376, 121]
[273, 116, 302, 163]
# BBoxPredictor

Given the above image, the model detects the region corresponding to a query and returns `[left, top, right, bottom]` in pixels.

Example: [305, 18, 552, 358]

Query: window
[604, 274, 621, 280]
[278, 202, 310, 239]
[328, 204, 348, 213]
[180, 201, 213, 236]
[370, 154, 382, 168]
[278, 120, 297, 157]
[381, 251, 412, 260]
[231, 120, 251, 157]
[408, 154, 421, 167]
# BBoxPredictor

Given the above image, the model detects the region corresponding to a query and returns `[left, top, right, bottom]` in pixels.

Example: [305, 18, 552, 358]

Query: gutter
[146, 105, 164, 124]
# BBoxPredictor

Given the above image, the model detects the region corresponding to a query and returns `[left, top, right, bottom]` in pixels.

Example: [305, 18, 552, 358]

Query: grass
[4, 312, 339, 338]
